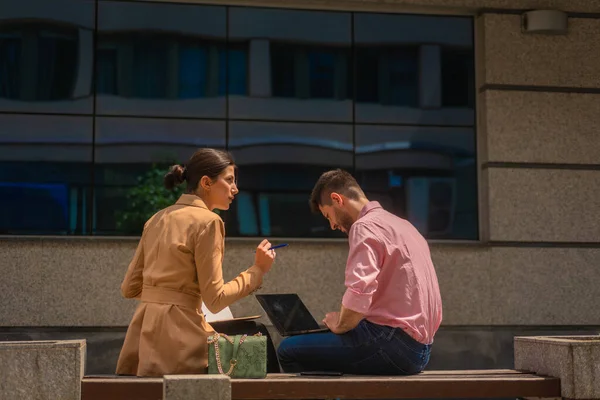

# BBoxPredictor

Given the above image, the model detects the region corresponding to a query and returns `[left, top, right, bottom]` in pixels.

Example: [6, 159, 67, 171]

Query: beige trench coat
[116, 194, 263, 377]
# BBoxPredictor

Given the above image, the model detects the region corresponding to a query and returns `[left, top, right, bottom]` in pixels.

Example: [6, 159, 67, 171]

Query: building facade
[1, 0, 599, 374]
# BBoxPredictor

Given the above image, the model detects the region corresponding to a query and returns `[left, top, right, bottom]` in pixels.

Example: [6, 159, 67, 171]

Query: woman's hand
[254, 239, 276, 273]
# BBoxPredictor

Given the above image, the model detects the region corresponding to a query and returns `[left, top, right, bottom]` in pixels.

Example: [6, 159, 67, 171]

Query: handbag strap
[210, 333, 247, 376]
[209, 332, 263, 376]
[232, 335, 244, 363]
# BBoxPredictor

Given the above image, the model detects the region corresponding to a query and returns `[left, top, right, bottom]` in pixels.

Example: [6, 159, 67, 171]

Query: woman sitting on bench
[116, 148, 278, 377]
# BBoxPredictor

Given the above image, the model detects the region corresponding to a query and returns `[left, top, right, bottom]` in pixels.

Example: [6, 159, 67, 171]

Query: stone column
[515, 335, 600, 399]
[164, 374, 232, 400]
[0, 339, 86, 400]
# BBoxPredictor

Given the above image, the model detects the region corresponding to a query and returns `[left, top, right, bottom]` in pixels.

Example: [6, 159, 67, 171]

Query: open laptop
[255, 294, 329, 336]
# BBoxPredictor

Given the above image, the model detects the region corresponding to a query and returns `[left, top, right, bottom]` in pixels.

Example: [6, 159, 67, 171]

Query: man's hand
[323, 306, 364, 334]
[323, 312, 341, 333]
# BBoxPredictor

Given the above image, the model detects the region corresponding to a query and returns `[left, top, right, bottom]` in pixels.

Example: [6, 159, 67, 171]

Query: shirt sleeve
[341, 223, 383, 314]
[195, 218, 263, 313]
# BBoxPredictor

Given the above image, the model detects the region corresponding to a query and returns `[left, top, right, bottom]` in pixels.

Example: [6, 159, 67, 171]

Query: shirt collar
[358, 201, 382, 219]
[176, 194, 209, 210]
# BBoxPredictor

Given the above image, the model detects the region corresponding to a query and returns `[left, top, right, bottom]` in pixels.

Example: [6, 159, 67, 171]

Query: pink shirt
[342, 201, 443, 345]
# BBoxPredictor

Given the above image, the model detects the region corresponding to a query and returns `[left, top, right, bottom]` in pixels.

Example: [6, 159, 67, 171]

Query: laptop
[255, 294, 329, 336]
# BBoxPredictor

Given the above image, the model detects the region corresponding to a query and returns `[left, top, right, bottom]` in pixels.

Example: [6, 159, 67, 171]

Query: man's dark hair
[309, 169, 364, 213]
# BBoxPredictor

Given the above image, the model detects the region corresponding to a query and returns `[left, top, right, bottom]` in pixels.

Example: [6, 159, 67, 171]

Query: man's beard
[334, 208, 354, 235]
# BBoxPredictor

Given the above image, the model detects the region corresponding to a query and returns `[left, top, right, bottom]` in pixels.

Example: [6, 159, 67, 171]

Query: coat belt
[141, 285, 201, 310]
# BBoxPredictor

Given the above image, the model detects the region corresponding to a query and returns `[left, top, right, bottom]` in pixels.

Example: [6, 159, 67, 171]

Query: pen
[268, 243, 288, 250]
[254, 243, 288, 252]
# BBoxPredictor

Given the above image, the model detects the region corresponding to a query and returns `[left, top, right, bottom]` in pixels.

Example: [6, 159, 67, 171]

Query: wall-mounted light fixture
[522, 10, 568, 35]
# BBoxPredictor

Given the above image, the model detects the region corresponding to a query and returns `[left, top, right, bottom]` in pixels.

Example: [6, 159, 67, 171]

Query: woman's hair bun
[164, 164, 187, 190]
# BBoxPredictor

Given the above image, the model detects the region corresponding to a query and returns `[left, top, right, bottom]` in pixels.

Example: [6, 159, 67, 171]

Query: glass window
[93, 117, 226, 235]
[96, 2, 226, 118]
[224, 121, 352, 238]
[96, 48, 118, 95]
[270, 44, 298, 99]
[308, 51, 336, 99]
[0, 3, 477, 240]
[441, 47, 475, 108]
[270, 44, 351, 101]
[354, 13, 474, 126]
[355, 125, 477, 239]
[0, 114, 92, 234]
[132, 39, 169, 98]
[353, 13, 476, 240]
[228, 8, 352, 122]
[0, 0, 94, 114]
[356, 46, 419, 107]
[227, 44, 248, 95]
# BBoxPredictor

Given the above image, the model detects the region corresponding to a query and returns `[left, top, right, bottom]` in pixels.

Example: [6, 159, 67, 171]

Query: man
[277, 169, 442, 375]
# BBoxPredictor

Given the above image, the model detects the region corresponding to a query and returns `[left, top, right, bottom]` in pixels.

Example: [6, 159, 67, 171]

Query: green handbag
[207, 332, 267, 379]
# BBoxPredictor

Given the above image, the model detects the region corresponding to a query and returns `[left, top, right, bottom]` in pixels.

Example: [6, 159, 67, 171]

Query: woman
[116, 148, 276, 377]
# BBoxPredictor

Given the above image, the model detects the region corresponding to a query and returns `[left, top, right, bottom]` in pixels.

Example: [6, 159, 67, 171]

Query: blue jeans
[277, 320, 431, 375]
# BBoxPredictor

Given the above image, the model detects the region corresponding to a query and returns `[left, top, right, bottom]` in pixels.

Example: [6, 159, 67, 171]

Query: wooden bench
[81, 369, 561, 400]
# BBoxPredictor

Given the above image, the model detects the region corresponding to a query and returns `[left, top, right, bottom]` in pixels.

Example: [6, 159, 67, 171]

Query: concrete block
[0, 339, 86, 400]
[164, 374, 231, 400]
[489, 247, 600, 325]
[481, 14, 600, 87]
[430, 245, 492, 325]
[515, 335, 600, 399]
[481, 90, 600, 165]
[487, 168, 600, 242]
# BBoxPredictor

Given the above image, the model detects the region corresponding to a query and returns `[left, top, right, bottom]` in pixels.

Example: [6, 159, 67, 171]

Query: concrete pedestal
[0, 339, 86, 400]
[515, 335, 600, 399]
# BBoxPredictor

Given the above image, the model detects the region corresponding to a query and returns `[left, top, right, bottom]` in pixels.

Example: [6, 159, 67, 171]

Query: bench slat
[419, 369, 525, 375]
[257, 373, 534, 381]
[81, 379, 162, 400]
[232, 375, 561, 399]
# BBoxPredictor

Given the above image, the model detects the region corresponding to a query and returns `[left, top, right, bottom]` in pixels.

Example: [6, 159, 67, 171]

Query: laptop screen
[255, 294, 320, 333]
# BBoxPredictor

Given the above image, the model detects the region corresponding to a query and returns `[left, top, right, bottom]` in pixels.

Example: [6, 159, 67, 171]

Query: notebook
[200, 303, 260, 323]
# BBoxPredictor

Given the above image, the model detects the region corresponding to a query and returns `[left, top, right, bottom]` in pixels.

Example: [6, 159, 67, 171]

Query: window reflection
[226, 189, 343, 238]
[270, 44, 351, 100]
[96, 2, 227, 118]
[225, 121, 352, 237]
[228, 8, 352, 122]
[0, 0, 94, 113]
[93, 118, 226, 234]
[0, 25, 78, 100]
[356, 46, 419, 107]
[354, 13, 473, 126]
[0, 114, 92, 234]
[355, 125, 476, 239]
[96, 34, 234, 100]
[0, 2, 477, 239]
[441, 47, 475, 108]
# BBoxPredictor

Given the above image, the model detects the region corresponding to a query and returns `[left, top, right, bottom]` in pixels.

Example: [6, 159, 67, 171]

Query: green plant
[115, 164, 220, 234]
[115, 165, 184, 234]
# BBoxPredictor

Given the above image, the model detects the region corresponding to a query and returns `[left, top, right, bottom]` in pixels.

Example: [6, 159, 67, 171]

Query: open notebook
[200, 303, 261, 324]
